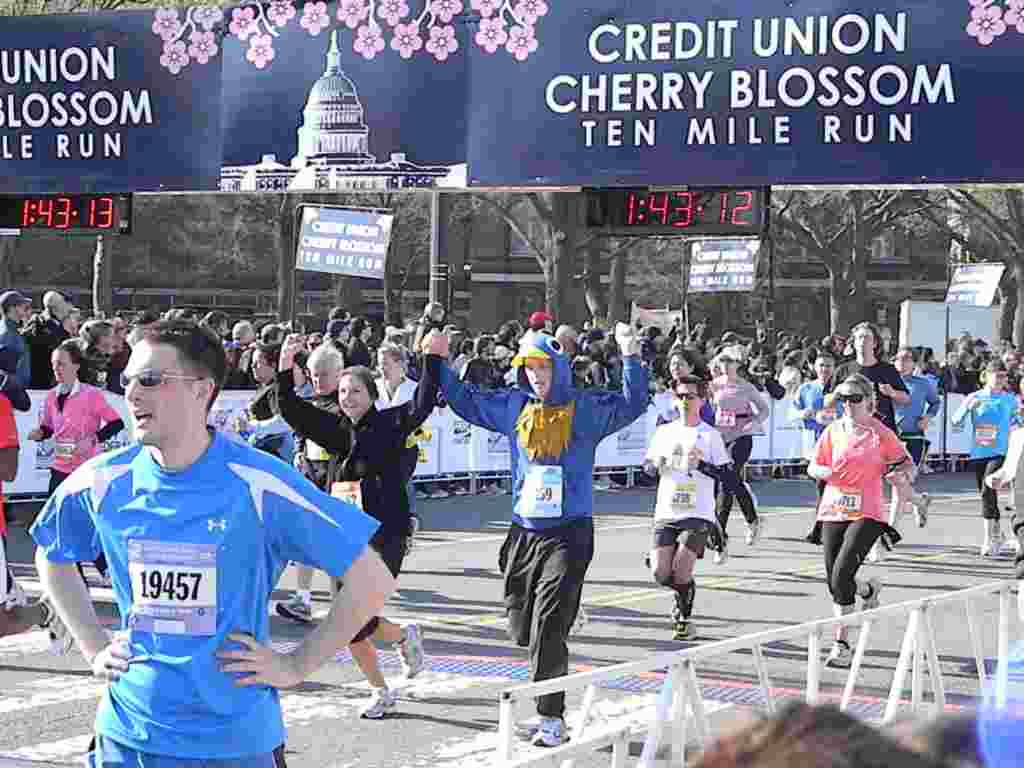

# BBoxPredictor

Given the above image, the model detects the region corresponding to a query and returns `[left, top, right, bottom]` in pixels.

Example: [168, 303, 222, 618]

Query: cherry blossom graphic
[966, 1, 1023, 44]
[512, 0, 546, 26]
[390, 22, 424, 57]
[338, 0, 370, 29]
[475, 16, 507, 52]
[187, 29, 219, 64]
[159, 40, 190, 74]
[426, 24, 458, 60]
[505, 23, 537, 60]
[354, 23, 387, 58]
[377, 0, 410, 26]
[301, 1, 333, 34]
[429, 0, 462, 23]
[151, 6, 226, 75]
[247, 33, 277, 68]
[1006, 0, 1024, 32]
[267, 0, 297, 27]
[471, 0, 499, 17]
[229, 6, 259, 39]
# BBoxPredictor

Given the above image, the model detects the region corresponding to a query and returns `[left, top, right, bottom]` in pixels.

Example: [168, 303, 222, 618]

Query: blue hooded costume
[438, 331, 650, 530]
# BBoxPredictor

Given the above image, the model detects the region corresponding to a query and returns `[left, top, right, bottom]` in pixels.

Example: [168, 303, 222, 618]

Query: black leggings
[49, 470, 108, 579]
[972, 456, 1005, 520]
[716, 436, 758, 533]
[821, 519, 885, 606]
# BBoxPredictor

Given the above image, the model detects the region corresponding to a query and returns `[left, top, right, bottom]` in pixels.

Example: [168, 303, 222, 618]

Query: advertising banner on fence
[3, 1, 1024, 193]
[688, 239, 761, 292]
[945, 263, 1006, 306]
[294, 205, 393, 279]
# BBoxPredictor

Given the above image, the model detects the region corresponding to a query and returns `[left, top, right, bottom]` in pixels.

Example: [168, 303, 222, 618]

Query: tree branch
[470, 193, 548, 267]
[527, 192, 554, 223]
[955, 189, 1022, 248]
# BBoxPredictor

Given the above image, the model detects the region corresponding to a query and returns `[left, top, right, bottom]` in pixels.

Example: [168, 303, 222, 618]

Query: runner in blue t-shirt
[30, 321, 393, 767]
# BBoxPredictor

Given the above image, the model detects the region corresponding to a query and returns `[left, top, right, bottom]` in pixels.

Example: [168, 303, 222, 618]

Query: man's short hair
[144, 321, 227, 412]
[232, 321, 254, 343]
[377, 342, 406, 365]
[306, 343, 345, 374]
[672, 374, 708, 399]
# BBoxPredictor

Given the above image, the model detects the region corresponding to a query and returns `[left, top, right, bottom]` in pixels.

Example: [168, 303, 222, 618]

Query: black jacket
[24, 314, 68, 390]
[277, 355, 441, 538]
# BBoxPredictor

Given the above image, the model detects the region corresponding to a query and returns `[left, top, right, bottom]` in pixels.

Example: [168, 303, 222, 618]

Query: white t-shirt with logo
[646, 420, 730, 524]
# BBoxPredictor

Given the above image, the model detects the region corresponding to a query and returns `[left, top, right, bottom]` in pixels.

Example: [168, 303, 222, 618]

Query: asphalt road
[1, 472, 1021, 768]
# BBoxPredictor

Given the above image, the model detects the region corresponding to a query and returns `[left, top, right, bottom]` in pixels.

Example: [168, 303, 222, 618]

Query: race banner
[2, 2, 1024, 191]
[946, 263, 1006, 306]
[688, 239, 761, 293]
[294, 205, 393, 279]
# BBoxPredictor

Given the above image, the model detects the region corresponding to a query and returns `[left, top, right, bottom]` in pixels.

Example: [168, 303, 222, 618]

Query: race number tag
[520, 466, 563, 518]
[976, 425, 998, 448]
[305, 441, 330, 461]
[826, 487, 863, 518]
[332, 481, 364, 509]
[55, 442, 76, 460]
[671, 481, 697, 512]
[716, 409, 737, 428]
[127, 540, 217, 636]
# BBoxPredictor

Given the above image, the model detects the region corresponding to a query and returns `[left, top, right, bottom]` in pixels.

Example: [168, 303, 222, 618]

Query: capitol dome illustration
[221, 32, 458, 192]
[292, 31, 374, 167]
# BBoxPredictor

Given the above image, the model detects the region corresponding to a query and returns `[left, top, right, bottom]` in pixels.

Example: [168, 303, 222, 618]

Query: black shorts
[652, 519, 718, 559]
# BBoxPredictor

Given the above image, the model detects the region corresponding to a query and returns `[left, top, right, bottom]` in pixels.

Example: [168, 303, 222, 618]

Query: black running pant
[499, 519, 594, 718]
[49, 469, 108, 579]
[716, 436, 758, 533]
[821, 519, 885, 606]
[972, 456, 1005, 520]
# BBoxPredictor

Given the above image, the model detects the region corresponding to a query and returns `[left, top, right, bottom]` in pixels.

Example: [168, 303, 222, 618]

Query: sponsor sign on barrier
[6, 387, 974, 498]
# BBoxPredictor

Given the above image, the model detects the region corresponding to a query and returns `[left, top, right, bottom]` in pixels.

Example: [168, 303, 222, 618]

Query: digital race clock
[585, 187, 768, 236]
[0, 194, 133, 234]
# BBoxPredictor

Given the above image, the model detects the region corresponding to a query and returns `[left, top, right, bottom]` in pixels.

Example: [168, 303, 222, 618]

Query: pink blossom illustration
[475, 17, 508, 53]
[300, 1, 332, 34]
[430, 0, 463, 23]
[969, 0, 993, 5]
[192, 6, 224, 31]
[470, 0, 499, 17]
[390, 22, 424, 58]
[377, 0, 409, 26]
[152, 8, 181, 41]
[354, 24, 387, 59]
[338, 0, 370, 29]
[246, 33, 276, 68]
[512, 0, 547, 25]
[266, 0, 296, 27]
[967, 3, 1007, 44]
[426, 24, 458, 60]
[505, 24, 537, 60]
[1006, 0, 1024, 31]
[229, 7, 258, 39]
[187, 29, 219, 64]
[159, 39, 189, 74]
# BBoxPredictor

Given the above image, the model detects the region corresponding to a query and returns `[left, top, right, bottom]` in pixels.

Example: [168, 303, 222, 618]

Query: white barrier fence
[6, 389, 977, 499]
[496, 580, 1023, 768]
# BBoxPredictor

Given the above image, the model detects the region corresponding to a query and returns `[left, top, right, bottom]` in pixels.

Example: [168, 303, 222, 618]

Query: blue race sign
[294, 205, 393, 279]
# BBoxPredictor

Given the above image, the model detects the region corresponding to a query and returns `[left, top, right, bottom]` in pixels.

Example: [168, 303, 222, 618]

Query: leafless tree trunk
[92, 236, 112, 317]
[0, 238, 15, 289]
[276, 194, 295, 322]
[605, 251, 627, 326]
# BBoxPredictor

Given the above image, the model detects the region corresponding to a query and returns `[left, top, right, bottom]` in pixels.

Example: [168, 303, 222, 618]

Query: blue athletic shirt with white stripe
[30, 432, 379, 759]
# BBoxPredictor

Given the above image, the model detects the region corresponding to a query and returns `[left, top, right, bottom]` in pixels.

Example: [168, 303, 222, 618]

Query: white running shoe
[860, 577, 882, 611]
[38, 595, 75, 656]
[570, 605, 587, 636]
[515, 716, 542, 741]
[913, 494, 931, 528]
[1, 574, 28, 611]
[981, 520, 1004, 557]
[398, 624, 425, 678]
[531, 717, 568, 748]
[713, 541, 729, 566]
[866, 542, 883, 563]
[824, 640, 852, 668]
[360, 687, 397, 719]
[745, 518, 762, 547]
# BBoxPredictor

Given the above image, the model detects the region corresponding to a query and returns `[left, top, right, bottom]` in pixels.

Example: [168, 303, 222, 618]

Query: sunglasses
[837, 393, 865, 404]
[674, 392, 700, 401]
[121, 370, 204, 389]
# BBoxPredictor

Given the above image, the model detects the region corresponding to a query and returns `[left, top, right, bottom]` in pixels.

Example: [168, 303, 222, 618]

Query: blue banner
[294, 204, 394, 279]
[688, 239, 761, 293]
[2, 1, 1024, 192]
[0, 10, 223, 193]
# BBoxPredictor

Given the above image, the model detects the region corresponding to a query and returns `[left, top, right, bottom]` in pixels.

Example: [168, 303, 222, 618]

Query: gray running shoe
[398, 623, 425, 678]
[38, 595, 74, 656]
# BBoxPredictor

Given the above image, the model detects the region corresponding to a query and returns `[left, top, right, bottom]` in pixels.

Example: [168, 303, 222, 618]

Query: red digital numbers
[670, 191, 694, 228]
[625, 192, 641, 225]
[54, 197, 72, 229]
[647, 192, 670, 225]
[88, 197, 114, 229]
[36, 199, 53, 227]
[617, 188, 759, 231]
[731, 190, 754, 225]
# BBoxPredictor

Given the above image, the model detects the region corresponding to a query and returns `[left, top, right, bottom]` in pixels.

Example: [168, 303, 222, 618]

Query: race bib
[54, 442, 76, 460]
[671, 480, 696, 512]
[332, 481, 363, 509]
[716, 409, 737, 428]
[306, 441, 330, 461]
[521, 466, 563, 518]
[823, 487, 863, 518]
[976, 424, 998, 448]
[127, 540, 217, 636]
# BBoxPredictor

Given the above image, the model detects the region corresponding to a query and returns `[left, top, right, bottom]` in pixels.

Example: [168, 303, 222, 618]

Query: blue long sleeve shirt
[0, 319, 30, 389]
[895, 374, 941, 435]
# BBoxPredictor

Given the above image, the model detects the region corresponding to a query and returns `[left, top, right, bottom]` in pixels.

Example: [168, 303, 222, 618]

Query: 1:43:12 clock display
[586, 187, 767, 235]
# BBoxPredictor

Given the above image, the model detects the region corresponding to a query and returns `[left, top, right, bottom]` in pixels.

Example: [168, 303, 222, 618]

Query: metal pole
[429, 191, 450, 311]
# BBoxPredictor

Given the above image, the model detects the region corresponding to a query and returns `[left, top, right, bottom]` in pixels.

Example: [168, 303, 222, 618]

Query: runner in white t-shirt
[644, 375, 734, 641]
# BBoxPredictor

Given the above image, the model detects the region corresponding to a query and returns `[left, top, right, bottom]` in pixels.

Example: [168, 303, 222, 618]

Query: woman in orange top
[807, 374, 912, 668]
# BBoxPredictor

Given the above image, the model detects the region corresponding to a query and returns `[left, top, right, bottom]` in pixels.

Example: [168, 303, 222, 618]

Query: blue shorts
[85, 735, 283, 768]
